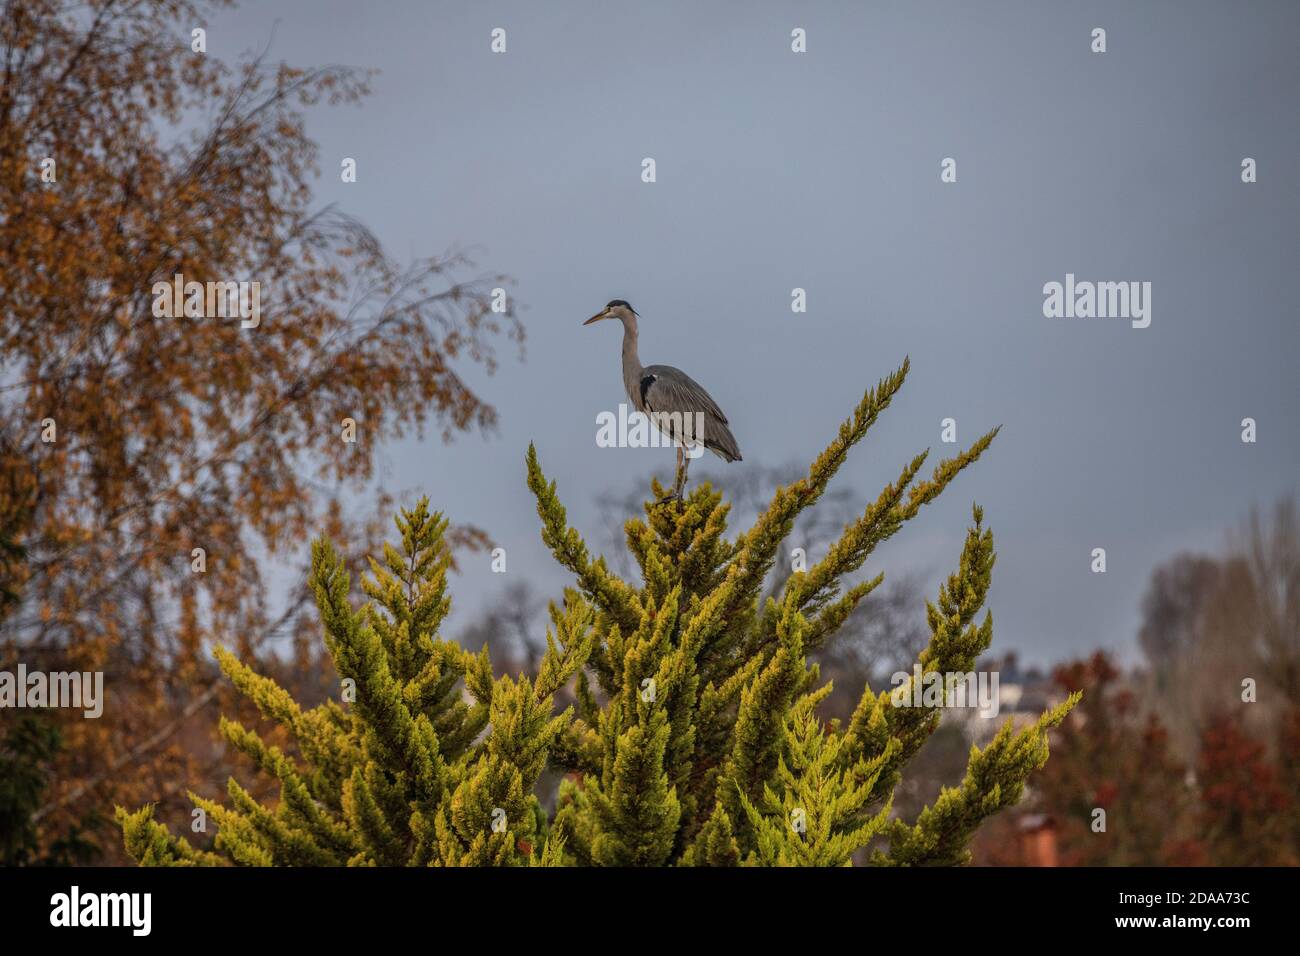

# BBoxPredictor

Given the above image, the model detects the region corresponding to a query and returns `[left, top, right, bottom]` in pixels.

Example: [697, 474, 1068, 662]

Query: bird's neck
[620, 319, 644, 407]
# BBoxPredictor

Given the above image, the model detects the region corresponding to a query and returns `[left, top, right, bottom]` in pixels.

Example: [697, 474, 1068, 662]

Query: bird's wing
[640, 364, 729, 424]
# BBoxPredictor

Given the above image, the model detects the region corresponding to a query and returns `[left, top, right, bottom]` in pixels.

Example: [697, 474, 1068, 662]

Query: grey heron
[584, 299, 741, 499]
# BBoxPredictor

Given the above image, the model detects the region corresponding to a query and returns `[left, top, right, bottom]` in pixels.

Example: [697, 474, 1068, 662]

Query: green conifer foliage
[119, 502, 592, 866]
[120, 359, 1077, 866]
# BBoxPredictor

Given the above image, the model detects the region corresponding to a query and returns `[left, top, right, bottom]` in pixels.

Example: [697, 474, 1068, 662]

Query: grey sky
[212, 1, 1299, 667]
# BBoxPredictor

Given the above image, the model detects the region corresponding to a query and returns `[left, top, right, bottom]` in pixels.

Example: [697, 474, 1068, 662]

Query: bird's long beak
[583, 310, 609, 326]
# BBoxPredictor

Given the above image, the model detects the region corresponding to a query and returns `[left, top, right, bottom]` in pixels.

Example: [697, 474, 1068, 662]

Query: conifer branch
[526, 443, 643, 637]
[875, 693, 1081, 866]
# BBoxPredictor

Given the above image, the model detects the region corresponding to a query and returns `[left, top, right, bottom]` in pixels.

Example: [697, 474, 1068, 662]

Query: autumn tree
[974, 652, 1300, 867]
[121, 360, 1078, 867]
[974, 653, 1203, 866]
[1279, 708, 1300, 855]
[1197, 711, 1296, 866]
[0, 0, 521, 859]
[1136, 498, 1299, 759]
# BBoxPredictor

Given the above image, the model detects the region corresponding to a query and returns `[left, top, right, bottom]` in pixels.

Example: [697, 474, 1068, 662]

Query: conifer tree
[120, 359, 1077, 866]
[119, 502, 591, 866]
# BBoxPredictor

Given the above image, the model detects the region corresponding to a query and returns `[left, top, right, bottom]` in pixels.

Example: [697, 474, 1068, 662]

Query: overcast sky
[210, 1, 1299, 667]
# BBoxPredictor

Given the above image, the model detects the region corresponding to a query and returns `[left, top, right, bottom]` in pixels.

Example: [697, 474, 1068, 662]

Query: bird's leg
[658, 447, 685, 505]
[680, 447, 691, 495]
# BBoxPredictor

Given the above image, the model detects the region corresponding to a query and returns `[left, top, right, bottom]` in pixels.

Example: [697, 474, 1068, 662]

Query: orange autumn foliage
[0, 0, 521, 860]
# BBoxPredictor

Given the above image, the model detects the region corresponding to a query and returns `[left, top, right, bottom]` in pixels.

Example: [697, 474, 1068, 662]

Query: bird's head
[584, 299, 638, 327]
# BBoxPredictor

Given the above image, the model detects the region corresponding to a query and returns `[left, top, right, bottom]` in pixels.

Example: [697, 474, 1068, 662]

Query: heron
[584, 298, 741, 500]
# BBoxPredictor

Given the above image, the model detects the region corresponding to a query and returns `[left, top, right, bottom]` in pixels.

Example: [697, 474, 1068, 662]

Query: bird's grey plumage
[637, 365, 742, 462]
[587, 299, 742, 464]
